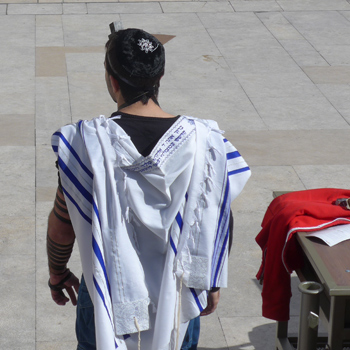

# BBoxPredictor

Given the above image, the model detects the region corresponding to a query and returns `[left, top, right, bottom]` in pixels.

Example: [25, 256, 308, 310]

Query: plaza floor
[2, 0, 350, 349]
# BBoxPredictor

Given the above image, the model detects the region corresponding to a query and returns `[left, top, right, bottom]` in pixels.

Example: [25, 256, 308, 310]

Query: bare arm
[200, 288, 220, 316]
[47, 187, 80, 306]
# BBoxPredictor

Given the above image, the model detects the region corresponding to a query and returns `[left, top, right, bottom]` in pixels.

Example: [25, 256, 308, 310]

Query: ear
[109, 75, 120, 93]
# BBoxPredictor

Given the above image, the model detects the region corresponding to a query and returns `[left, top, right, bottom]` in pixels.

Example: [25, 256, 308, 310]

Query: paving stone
[278, 0, 350, 11]
[8, 3, 62, 14]
[231, 0, 283, 12]
[87, 2, 162, 13]
[161, 1, 234, 13]
[63, 3, 87, 14]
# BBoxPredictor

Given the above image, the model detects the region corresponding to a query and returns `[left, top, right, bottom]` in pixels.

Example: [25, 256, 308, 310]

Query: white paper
[307, 224, 350, 247]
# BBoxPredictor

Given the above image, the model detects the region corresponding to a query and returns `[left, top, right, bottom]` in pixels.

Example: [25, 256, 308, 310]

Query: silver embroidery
[138, 38, 158, 53]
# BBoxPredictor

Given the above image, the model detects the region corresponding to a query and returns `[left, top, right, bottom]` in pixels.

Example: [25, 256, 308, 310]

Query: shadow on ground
[198, 322, 276, 349]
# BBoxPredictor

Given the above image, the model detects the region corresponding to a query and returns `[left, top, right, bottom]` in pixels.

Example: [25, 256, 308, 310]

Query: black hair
[105, 28, 165, 105]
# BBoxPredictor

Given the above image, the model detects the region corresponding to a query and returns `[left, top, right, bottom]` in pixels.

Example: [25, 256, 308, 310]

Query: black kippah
[106, 28, 165, 88]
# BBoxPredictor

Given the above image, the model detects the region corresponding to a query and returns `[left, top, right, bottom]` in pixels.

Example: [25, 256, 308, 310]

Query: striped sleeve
[224, 137, 251, 202]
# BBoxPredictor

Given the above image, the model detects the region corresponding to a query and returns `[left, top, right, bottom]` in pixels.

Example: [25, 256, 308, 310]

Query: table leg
[328, 296, 346, 350]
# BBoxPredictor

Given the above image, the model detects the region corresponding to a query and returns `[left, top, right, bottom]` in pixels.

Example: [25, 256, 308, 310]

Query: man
[47, 24, 251, 350]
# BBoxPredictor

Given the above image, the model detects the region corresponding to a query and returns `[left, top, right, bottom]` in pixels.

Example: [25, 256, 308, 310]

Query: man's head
[105, 27, 165, 106]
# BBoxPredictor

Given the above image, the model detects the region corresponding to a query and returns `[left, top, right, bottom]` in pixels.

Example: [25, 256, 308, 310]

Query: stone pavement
[2, 0, 350, 349]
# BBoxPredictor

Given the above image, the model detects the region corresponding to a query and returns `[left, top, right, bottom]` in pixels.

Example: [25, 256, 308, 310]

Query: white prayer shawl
[51, 115, 251, 350]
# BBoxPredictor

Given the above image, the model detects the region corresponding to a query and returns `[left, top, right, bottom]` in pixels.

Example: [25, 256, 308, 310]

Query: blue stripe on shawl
[93, 276, 117, 348]
[170, 236, 177, 255]
[176, 212, 183, 231]
[227, 151, 241, 160]
[93, 236, 111, 295]
[211, 177, 230, 286]
[213, 228, 229, 286]
[190, 288, 204, 312]
[52, 145, 58, 153]
[228, 166, 250, 176]
[53, 131, 93, 179]
[223, 138, 228, 143]
[57, 157, 94, 204]
[61, 186, 92, 225]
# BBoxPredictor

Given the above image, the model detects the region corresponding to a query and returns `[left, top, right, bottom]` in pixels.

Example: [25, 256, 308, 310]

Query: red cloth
[256, 188, 350, 321]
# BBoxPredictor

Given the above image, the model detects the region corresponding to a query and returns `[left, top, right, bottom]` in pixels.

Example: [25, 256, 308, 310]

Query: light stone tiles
[198, 11, 270, 30]
[87, 2, 162, 13]
[225, 130, 350, 167]
[278, 0, 350, 11]
[68, 72, 116, 121]
[198, 312, 228, 349]
[65, 52, 105, 73]
[317, 84, 350, 123]
[35, 77, 72, 145]
[120, 13, 221, 55]
[231, 0, 283, 12]
[225, 47, 300, 74]
[0, 15, 35, 115]
[37, 187, 57, 202]
[121, 12, 205, 33]
[0, 254, 35, 350]
[160, 1, 234, 13]
[278, 39, 329, 67]
[63, 2, 87, 14]
[283, 11, 350, 47]
[36, 342, 79, 350]
[302, 66, 350, 84]
[293, 165, 350, 189]
[230, 166, 305, 213]
[160, 88, 267, 131]
[0, 115, 34, 146]
[220, 316, 276, 349]
[0, 0, 34, 3]
[256, 12, 303, 41]
[162, 54, 240, 90]
[8, 3, 63, 14]
[0, 4, 6, 13]
[0, 216, 35, 255]
[0, 146, 35, 217]
[247, 94, 348, 130]
[62, 14, 121, 46]
[36, 145, 62, 188]
[36, 15, 64, 46]
[316, 45, 350, 66]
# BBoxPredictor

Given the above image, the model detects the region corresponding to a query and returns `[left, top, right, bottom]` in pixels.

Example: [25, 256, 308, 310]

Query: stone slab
[198, 312, 228, 349]
[87, 2, 162, 13]
[0, 115, 34, 146]
[225, 130, 350, 167]
[293, 165, 350, 189]
[278, 0, 350, 11]
[0, 254, 35, 349]
[161, 1, 234, 13]
[8, 3, 62, 14]
[231, 0, 283, 12]
[302, 66, 350, 84]
[63, 3, 87, 14]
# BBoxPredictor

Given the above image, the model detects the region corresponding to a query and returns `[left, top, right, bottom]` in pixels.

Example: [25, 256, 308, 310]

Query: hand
[200, 288, 220, 316]
[49, 270, 80, 306]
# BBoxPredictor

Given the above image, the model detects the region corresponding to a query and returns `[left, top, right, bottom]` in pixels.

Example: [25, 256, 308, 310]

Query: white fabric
[51, 115, 251, 350]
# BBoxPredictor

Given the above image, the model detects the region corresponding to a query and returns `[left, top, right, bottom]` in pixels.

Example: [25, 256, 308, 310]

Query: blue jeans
[76, 276, 200, 350]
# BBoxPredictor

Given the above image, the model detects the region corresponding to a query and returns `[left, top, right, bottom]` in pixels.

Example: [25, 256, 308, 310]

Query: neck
[118, 98, 175, 119]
